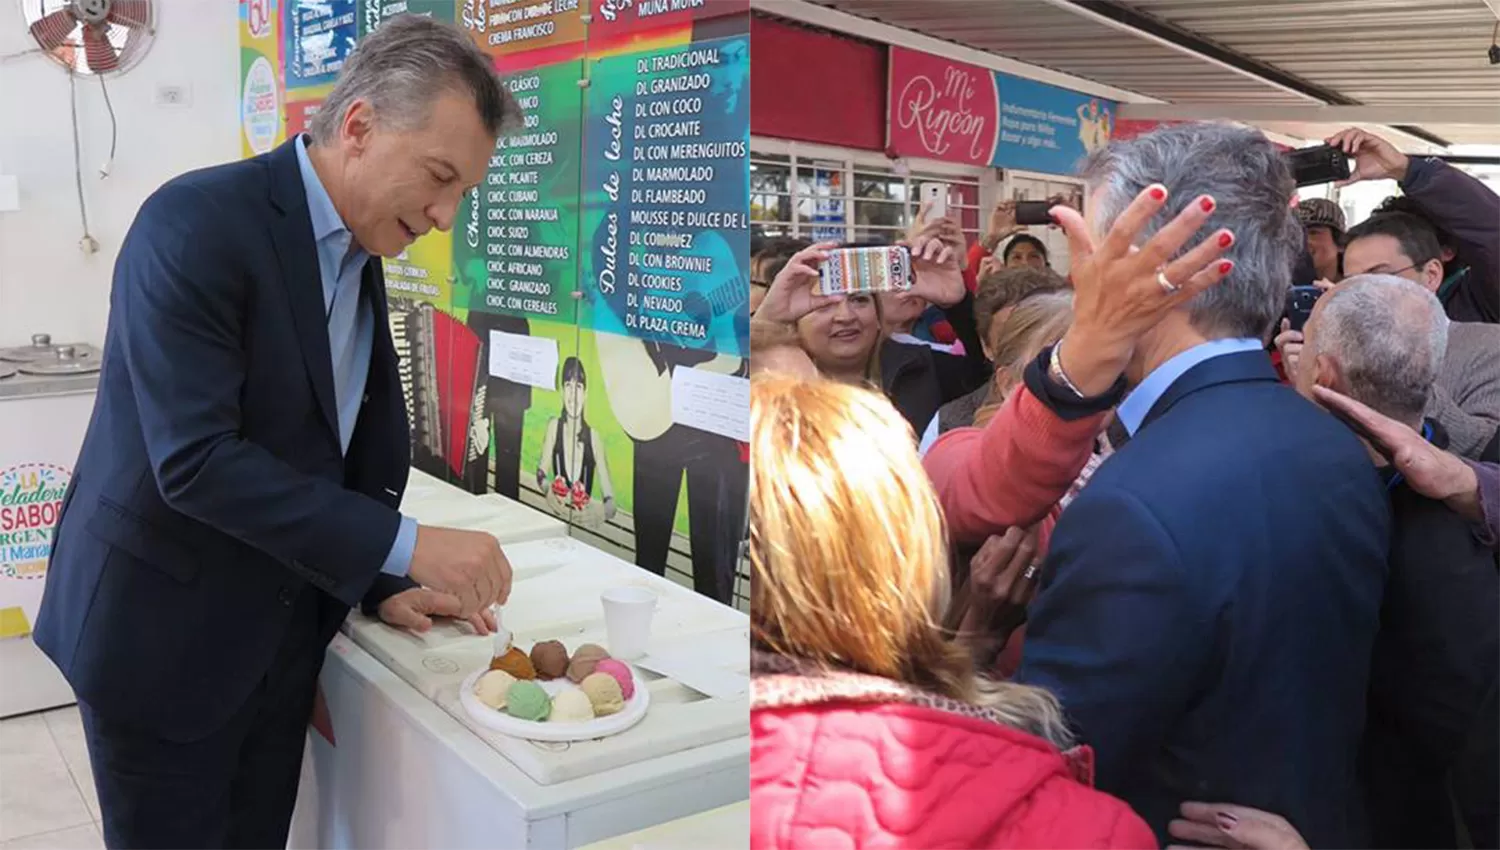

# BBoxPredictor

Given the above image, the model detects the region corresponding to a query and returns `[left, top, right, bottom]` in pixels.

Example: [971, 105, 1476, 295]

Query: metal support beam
[1037, 0, 1330, 104]
[747, 0, 1161, 104]
[1118, 104, 1498, 126]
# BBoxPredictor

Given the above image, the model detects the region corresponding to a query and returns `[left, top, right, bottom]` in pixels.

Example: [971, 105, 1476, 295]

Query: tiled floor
[0, 707, 103, 849]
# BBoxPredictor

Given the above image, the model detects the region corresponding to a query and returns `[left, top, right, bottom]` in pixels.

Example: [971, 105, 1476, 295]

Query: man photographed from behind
[1015, 124, 1391, 848]
[1280, 212, 1500, 459]
[34, 18, 516, 849]
[1294, 274, 1497, 849]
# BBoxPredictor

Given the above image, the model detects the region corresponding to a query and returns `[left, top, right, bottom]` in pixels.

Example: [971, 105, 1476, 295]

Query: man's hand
[378, 587, 497, 636]
[1312, 385, 1483, 521]
[1274, 319, 1304, 379]
[753, 241, 838, 324]
[1327, 128, 1410, 187]
[407, 526, 512, 616]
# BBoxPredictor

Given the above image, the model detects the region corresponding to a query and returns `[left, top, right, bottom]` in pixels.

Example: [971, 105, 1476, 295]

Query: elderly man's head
[1296, 274, 1448, 428]
[1079, 123, 1302, 355]
[1341, 213, 1446, 293]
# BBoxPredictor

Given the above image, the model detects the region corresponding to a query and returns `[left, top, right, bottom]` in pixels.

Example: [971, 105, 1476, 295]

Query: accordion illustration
[389, 300, 484, 478]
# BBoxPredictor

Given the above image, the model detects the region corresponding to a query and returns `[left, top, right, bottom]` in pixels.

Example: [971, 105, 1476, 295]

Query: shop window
[752, 145, 982, 250]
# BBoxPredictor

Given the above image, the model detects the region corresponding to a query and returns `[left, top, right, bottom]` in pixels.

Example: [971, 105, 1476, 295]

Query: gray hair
[1079, 123, 1303, 339]
[309, 16, 519, 145]
[1313, 274, 1449, 424]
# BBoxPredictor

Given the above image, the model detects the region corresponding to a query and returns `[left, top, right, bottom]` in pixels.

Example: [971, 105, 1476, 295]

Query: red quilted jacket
[752, 664, 1157, 849]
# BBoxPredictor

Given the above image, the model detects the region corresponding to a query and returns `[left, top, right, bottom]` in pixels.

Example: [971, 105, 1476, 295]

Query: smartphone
[1285, 285, 1323, 332]
[1288, 144, 1352, 188]
[817, 245, 914, 296]
[1015, 200, 1053, 226]
[920, 182, 948, 219]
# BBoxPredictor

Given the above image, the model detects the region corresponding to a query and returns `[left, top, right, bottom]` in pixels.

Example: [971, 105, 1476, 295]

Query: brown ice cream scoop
[530, 640, 569, 680]
[566, 643, 611, 683]
[489, 646, 536, 680]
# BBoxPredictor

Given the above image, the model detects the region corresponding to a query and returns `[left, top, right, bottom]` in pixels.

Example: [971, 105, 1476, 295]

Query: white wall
[0, 1, 239, 347]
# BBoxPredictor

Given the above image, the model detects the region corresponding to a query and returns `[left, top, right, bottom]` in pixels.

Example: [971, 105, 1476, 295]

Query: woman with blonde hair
[749, 373, 1156, 850]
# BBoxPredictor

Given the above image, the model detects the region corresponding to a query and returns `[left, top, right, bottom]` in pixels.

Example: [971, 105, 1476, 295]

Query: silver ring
[1156, 268, 1179, 294]
[1023, 563, 1040, 581]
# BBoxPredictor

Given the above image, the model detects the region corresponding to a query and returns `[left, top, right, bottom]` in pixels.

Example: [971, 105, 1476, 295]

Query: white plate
[459, 666, 650, 742]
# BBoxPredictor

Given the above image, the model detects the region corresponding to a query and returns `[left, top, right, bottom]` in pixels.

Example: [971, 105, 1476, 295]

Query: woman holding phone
[755, 216, 990, 435]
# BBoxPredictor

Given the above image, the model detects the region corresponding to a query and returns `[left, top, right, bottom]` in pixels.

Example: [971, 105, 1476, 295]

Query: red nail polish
[1218, 260, 1234, 274]
[1200, 196, 1216, 213]
[1218, 232, 1234, 248]
[1149, 186, 1167, 201]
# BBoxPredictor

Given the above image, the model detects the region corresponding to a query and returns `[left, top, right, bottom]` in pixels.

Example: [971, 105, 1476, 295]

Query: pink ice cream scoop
[593, 658, 634, 700]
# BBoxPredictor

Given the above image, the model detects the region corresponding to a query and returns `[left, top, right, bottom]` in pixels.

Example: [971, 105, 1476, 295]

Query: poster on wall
[575, 30, 750, 601]
[359, 0, 456, 37]
[580, 33, 751, 358]
[993, 74, 1114, 173]
[242, 1, 752, 603]
[286, 0, 358, 90]
[887, 46, 1116, 176]
[590, 0, 748, 43]
[0, 463, 69, 639]
[239, 0, 286, 157]
[460, 0, 587, 62]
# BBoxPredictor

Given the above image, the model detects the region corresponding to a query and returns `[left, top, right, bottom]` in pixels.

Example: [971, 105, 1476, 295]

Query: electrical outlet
[155, 84, 192, 107]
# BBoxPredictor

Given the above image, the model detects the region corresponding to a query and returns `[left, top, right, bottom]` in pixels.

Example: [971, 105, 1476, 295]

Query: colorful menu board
[240, 1, 752, 605]
[359, 0, 456, 35]
[285, 0, 357, 89]
[461, 0, 587, 59]
[455, 61, 584, 320]
[582, 34, 750, 358]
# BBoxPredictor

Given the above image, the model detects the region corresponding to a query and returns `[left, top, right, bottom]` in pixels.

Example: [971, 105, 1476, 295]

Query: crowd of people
[747, 122, 1499, 849]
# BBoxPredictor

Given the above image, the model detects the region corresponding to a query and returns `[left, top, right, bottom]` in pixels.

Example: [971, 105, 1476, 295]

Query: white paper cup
[601, 586, 657, 659]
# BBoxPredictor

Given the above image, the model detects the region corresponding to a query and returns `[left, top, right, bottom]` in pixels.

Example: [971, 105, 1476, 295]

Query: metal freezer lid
[0, 334, 100, 364]
[18, 345, 101, 376]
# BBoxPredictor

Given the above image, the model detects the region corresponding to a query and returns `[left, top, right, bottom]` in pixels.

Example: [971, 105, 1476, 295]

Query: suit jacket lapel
[263, 138, 339, 443]
[1139, 350, 1280, 433]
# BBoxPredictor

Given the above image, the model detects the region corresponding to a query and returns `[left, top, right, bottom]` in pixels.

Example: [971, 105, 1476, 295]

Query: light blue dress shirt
[1114, 337, 1266, 437]
[295, 136, 417, 578]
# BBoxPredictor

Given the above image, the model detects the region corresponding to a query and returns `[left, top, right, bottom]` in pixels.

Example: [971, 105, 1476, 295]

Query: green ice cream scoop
[505, 681, 551, 722]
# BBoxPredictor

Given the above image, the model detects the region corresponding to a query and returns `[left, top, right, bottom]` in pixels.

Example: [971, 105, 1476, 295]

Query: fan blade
[81, 24, 119, 72]
[28, 8, 79, 52]
[107, 0, 151, 29]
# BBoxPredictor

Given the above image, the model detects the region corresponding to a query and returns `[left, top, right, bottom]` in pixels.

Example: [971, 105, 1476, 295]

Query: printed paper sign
[670, 367, 748, 442]
[489, 330, 559, 391]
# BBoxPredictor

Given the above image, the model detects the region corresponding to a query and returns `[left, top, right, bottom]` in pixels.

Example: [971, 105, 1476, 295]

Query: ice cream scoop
[474, 669, 517, 710]
[505, 680, 551, 721]
[566, 643, 610, 683]
[491, 607, 513, 655]
[549, 688, 595, 723]
[580, 672, 625, 716]
[593, 658, 635, 700]
[490, 646, 536, 680]
[530, 640, 569, 680]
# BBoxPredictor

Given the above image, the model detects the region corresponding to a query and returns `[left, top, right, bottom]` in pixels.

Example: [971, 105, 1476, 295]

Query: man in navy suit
[1016, 125, 1391, 848]
[34, 18, 517, 849]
